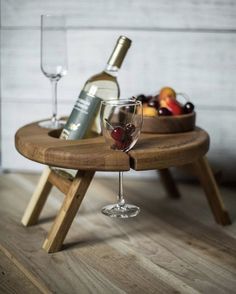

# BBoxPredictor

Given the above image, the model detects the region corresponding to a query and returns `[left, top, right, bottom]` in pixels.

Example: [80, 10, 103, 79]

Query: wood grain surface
[2, 0, 236, 29]
[129, 128, 209, 170]
[2, 30, 236, 107]
[15, 121, 130, 171]
[15, 121, 209, 172]
[0, 172, 236, 293]
[43, 170, 95, 253]
[21, 166, 52, 226]
[142, 112, 196, 134]
[0, 247, 41, 294]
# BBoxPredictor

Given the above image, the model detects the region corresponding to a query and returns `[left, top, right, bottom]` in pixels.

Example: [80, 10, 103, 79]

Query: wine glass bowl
[100, 99, 143, 218]
[39, 14, 68, 129]
[100, 100, 142, 152]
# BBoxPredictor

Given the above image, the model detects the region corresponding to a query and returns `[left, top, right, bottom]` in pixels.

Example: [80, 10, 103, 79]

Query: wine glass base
[101, 204, 140, 218]
[38, 119, 66, 129]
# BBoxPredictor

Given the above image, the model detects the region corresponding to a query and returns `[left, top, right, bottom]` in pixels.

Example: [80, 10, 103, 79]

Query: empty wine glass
[100, 99, 143, 218]
[39, 14, 68, 129]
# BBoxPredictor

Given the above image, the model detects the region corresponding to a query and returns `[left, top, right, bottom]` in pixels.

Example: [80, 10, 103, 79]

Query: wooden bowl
[141, 112, 196, 134]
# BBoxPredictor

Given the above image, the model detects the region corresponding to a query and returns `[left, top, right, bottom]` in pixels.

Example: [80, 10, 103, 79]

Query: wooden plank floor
[0, 172, 236, 294]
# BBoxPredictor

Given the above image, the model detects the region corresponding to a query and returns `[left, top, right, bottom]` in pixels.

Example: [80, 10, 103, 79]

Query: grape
[158, 107, 172, 116]
[136, 94, 148, 103]
[183, 102, 194, 114]
[148, 98, 159, 109]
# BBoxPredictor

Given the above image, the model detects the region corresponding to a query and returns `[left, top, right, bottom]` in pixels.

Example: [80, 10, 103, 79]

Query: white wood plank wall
[1, 0, 236, 182]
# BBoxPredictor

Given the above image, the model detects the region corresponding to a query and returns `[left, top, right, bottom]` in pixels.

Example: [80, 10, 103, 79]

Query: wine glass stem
[51, 79, 58, 123]
[118, 171, 125, 206]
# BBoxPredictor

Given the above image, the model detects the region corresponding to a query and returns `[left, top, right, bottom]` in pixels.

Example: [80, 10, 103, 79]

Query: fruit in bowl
[136, 87, 195, 117]
[143, 106, 157, 117]
[183, 102, 195, 114]
[135, 87, 196, 133]
[159, 87, 176, 101]
[159, 96, 183, 115]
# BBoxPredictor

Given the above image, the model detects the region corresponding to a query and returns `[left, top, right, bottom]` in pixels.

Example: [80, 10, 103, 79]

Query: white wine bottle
[60, 35, 132, 140]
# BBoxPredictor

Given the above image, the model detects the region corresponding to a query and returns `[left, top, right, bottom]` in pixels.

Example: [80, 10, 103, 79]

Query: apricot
[143, 106, 157, 117]
[159, 87, 176, 100]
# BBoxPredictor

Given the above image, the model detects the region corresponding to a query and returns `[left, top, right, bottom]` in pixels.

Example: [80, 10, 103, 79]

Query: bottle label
[60, 90, 101, 140]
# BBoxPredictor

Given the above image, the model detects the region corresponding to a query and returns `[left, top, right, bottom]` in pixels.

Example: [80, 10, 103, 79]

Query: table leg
[158, 168, 181, 199]
[192, 156, 231, 225]
[42, 170, 95, 253]
[21, 166, 52, 226]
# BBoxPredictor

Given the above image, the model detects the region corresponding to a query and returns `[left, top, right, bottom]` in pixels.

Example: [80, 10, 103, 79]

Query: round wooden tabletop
[15, 120, 209, 171]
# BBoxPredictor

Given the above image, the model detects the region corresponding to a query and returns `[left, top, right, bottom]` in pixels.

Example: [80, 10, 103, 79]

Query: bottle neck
[104, 64, 119, 77]
[105, 36, 131, 77]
